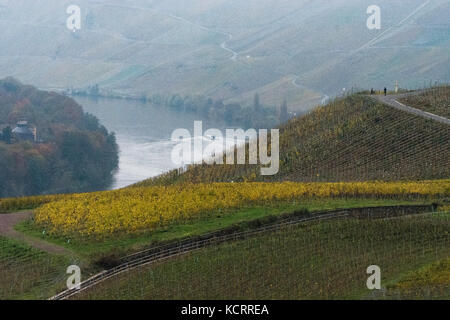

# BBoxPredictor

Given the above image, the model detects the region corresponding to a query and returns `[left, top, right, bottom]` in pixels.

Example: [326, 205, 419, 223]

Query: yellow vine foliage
[0, 194, 65, 212]
[34, 180, 449, 238]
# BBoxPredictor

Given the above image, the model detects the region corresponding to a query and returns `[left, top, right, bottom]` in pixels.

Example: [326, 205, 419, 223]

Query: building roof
[12, 126, 33, 135]
[12, 121, 34, 137]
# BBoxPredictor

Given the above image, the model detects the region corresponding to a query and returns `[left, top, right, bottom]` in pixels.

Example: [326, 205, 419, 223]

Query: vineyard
[0, 236, 76, 299]
[2, 201, 440, 300]
[385, 257, 450, 299]
[399, 86, 450, 119]
[33, 180, 449, 238]
[0, 194, 65, 213]
[138, 91, 450, 186]
[72, 212, 450, 300]
[0, 87, 448, 300]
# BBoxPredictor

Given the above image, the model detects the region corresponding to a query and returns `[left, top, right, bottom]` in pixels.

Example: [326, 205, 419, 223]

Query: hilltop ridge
[138, 87, 450, 186]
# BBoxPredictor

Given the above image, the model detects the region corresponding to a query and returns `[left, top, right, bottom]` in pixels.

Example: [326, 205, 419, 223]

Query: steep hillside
[139, 88, 450, 186]
[73, 212, 450, 300]
[0, 0, 448, 110]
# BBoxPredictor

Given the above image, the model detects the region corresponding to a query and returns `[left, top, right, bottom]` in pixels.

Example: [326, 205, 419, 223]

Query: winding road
[220, 33, 238, 61]
[370, 91, 450, 125]
[101, 3, 239, 61]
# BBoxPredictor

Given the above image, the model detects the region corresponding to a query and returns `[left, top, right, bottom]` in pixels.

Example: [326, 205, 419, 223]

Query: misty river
[75, 96, 232, 190]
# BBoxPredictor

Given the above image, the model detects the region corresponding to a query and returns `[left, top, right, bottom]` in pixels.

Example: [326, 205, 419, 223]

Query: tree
[169, 94, 184, 110]
[2, 126, 12, 144]
[253, 93, 261, 113]
[0, 78, 119, 197]
[89, 84, 100, 96]
[280, 99, 289, 123]
[224, 103, 242, 124]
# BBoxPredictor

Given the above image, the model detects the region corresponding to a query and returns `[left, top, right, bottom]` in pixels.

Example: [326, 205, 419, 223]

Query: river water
[75, 96, 238, 190]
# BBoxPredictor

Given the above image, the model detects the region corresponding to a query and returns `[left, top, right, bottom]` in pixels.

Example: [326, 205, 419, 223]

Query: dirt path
[370, 92, 450, 125]
[0, 212, 70, 255]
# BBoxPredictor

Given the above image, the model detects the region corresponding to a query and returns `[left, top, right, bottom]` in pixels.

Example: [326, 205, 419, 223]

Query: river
[75, 96, 235, 190]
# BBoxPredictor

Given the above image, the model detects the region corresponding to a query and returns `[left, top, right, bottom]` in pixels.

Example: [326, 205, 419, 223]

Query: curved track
[0, 212, 69, 255]
[370, 91, 450, 125]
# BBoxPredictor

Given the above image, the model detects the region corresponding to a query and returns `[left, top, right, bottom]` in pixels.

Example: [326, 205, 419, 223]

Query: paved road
[370, 92, 450, 125]
[0, 212, 69, 255]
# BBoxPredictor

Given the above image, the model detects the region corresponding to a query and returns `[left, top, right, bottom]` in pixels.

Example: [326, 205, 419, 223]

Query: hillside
[0, 78, 118, 197]
[0, 0, 449, 110]
[1, 0, 450, 303]
[1, 88, 448, 299]
[138, 87, 450, 186]
[399, 86, 450, 119]
[73, 212, 450, 300]
[3, 181, 446, 299]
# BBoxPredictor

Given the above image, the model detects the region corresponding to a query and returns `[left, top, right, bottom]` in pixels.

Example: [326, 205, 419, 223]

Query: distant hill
[0, 78, 118, 197]
[0, 0, 449, 111]
[138, 87, 450, 186]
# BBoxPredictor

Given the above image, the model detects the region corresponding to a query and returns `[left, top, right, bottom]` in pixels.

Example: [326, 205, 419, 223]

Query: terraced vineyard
[139, 91, 450, 187]
[0, 87, 448, 301]
[33, 180, 448, 238]
[0, 236, 75, 299]
[399, 86, 450, 119]
[72, 212, 450, 300]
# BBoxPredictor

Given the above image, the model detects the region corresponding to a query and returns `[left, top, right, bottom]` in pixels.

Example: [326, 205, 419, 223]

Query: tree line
[72, 84, 292, 129]
[151, 93, 291, 129]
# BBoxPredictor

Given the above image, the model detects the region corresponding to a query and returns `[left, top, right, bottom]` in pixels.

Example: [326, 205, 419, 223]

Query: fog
[0, 0, 448, 110]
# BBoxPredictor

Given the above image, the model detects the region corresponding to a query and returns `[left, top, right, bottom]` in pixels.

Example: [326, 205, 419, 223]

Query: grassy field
[73, 212, 450, 300]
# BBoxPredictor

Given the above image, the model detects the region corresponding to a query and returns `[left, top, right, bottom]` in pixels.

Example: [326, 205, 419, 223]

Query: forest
[0, 78, 118, 197]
